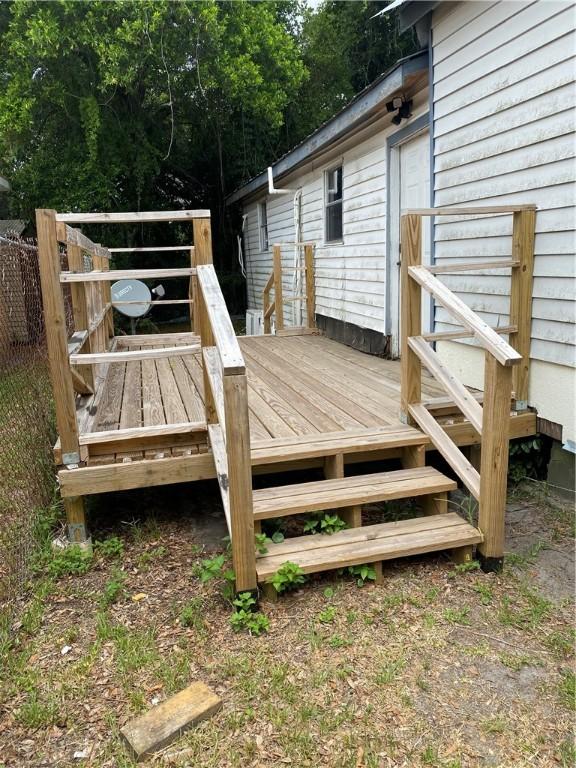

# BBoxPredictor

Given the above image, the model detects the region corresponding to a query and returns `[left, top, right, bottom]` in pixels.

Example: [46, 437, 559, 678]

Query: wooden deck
[72, 332, 536, 470]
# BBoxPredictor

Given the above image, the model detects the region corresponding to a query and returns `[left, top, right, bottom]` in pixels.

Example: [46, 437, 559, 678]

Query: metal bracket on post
[514, 400, 528, 412]
[62, 451, 81, 465]
[399, 411, 409, 425]
[68, 522, 88, 543]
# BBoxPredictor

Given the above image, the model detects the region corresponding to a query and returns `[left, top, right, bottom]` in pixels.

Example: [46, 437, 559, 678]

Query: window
[325, 166, 343, 242]
[258, 201, 269, 251]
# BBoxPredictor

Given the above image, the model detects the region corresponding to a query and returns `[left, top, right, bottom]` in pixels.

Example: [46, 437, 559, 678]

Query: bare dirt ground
[1, 479, 574, 768]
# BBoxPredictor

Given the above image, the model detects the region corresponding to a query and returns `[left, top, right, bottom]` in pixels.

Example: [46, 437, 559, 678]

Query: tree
[0, 0, 306, 262]
[285, 1, 419, 144]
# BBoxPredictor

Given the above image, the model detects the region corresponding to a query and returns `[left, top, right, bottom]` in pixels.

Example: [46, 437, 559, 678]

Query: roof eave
[226, 49, 428, 206]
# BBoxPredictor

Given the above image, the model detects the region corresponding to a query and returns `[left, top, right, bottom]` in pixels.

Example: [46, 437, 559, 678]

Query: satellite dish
[111, 279, 151, 318]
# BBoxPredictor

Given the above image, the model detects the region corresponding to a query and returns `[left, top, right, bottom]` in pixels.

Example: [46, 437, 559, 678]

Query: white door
[389, 130, 431, 356]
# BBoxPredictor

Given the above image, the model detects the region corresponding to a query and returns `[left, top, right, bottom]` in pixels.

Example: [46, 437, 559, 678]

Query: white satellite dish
[111, 279, 152, 318]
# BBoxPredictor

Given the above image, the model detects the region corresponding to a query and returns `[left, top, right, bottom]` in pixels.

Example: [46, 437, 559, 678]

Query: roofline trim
[226, 49, 429, 205]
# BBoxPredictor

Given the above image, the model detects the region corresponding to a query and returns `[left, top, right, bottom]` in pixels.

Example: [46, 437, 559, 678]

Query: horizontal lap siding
[432, 0, 576, 369]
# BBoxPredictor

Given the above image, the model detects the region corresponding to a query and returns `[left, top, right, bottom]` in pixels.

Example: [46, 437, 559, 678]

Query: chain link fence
[0, 233, 56, 607]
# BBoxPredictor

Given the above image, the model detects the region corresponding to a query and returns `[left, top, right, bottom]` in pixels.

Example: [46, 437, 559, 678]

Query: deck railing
[400, 205, 536, 568]
[196, 264, 256, 591]
[36, 208, 211, 542]
[263, 242, 315, 333]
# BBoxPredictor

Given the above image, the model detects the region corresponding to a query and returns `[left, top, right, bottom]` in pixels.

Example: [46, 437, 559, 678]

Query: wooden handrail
[60, 268, 195, 282]
[403, 205, 536, 216]
[70, 344, 199, 365]
[197, 264, 245, 375]
[56, 210, 211, 223]
[408, 266, 521, 367]
[400, 207, 536, 570]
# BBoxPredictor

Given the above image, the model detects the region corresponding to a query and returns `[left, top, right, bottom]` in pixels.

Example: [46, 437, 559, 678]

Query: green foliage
[508, 437, 547, 483]
[195, 553, 235, 601]
[255, 533, 269, 555]
[230, 592, 269, 636]
[101, 568, 126, 606]
[346, 564, 376, 587]
[197, 554, 227, 583]
[179, 597, 204, 630]
[268, 561, 306, 594]
[318, 606, 336, 624]
[94, 536, 124, 559]
[47, 545, 92, 579]
[452, 559, 481, 574]
[303, 512, 347, 535]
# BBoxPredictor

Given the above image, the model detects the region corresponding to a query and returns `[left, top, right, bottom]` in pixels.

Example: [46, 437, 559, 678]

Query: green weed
[230, 592, 269, 636]
[303, 512, 347, 535]
[443, 606, 470, 625]
[318, 606, 336, 624]
[101, 568, 126, 606]
[375, 659, 405, 685]
[179, 597, 205, 630]
[268, 561, 306, 594]
[47, 545, 92, 579]
[558, 669, 575, 711]
[94, 536, 124, 559]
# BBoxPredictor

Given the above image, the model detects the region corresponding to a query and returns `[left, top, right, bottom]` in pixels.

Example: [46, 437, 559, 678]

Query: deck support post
[400, 214, 422, 423]
[224, 373, 257, 593]
[509, 209, 535, 410]
[401, 444, 443, 515]
[477, 353, 513, 571]
[323, 454, 361, 528]
[36, 209, 81, 463]
[64, 496, 90, 546]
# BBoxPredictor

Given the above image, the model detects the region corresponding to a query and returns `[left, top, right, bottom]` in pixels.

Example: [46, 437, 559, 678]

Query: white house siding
[431, 0, 576, 445]
[242, 90, 429, 333]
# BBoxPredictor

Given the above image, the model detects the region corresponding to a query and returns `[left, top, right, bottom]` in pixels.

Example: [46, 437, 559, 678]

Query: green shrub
[47, 545, 92, 579]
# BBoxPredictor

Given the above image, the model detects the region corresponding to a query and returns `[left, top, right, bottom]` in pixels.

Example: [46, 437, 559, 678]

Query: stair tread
[251, 424, 427, 465]
[256, 513, 482, 580]
[253, 466, 457, 519]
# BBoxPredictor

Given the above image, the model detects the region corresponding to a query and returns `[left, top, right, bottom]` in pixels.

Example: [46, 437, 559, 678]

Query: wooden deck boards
[77, 333, 509, 467]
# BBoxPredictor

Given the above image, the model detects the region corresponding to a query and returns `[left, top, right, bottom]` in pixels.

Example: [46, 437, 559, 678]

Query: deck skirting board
[316, 314, 391, 357]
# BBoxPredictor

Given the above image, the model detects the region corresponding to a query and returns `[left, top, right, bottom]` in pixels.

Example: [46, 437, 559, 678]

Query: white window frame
[258, 201, 269, 252]
[324, 165, 343, 244]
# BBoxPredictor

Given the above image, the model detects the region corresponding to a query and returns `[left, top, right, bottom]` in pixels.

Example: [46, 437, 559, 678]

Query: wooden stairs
[250, 428, 483, 590]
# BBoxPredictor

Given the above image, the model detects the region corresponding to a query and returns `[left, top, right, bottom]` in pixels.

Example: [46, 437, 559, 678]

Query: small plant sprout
[303, 512, 347, 535]
[318, 606, 336, 623]
[255, 533, 269, 555]
[94, 536, 124, 559]
[347, 564, 376, 587]
[197, 554, 227, 582]
[101, 568, 126, 606]
[229, 592, 269, 636]
[268, 561, 307, 593]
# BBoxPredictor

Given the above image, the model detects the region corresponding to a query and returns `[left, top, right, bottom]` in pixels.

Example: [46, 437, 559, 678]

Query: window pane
[326, 201, 342, 241]
[327, 167, 342, 204]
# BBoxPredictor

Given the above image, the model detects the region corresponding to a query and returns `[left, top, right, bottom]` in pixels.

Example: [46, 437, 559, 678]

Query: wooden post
[36, 209, 81, 464]
[273, 245, 284, 331]
[477, 353, 513, 571]
[189, 246, 195, 332]
[192, 218, 212, 335]
[323, 454, 362, 528]
[64, 496, 89, 546]
[400, 214, 422, 421]
[67, 243, 94, 390]
[304, 244, 315, 329]
[224, 373, 256, 593]
[509, 209, 535, 410]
